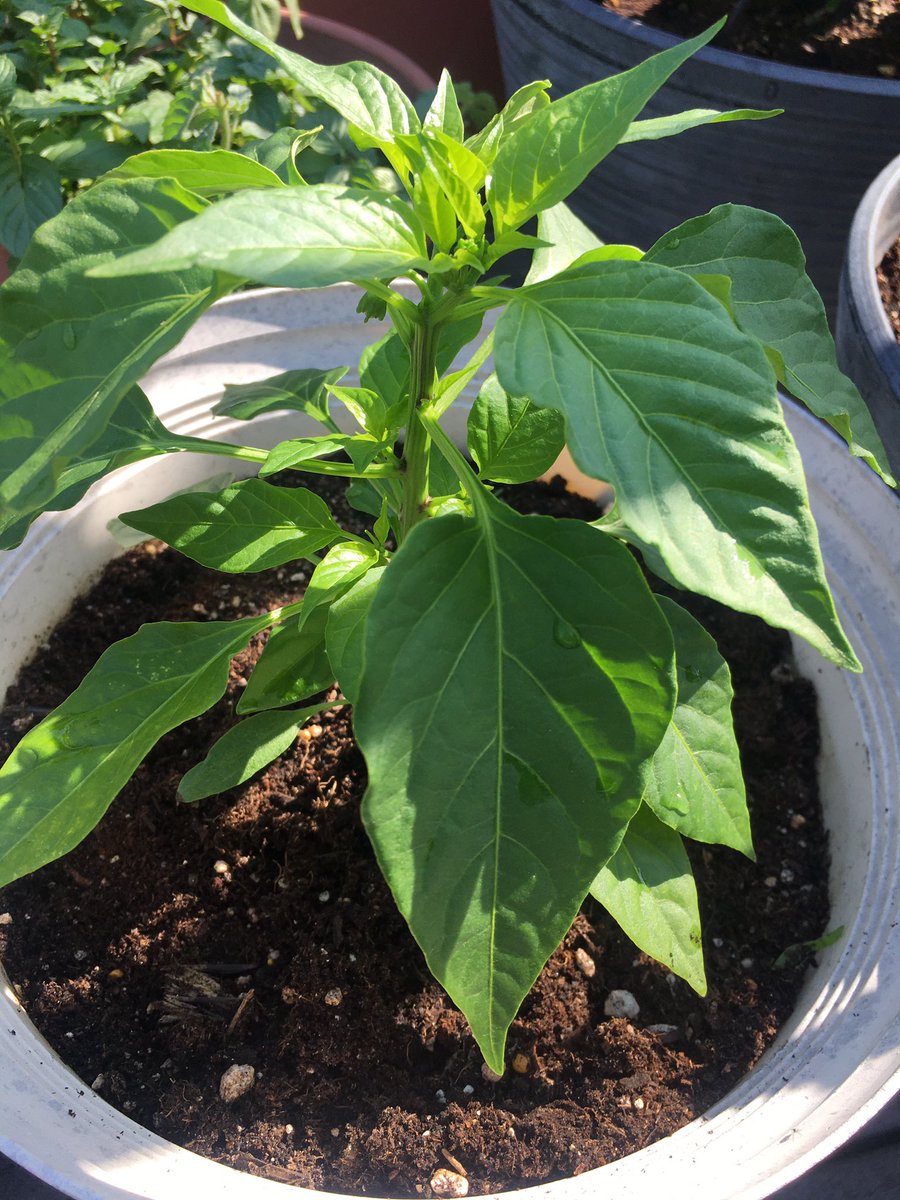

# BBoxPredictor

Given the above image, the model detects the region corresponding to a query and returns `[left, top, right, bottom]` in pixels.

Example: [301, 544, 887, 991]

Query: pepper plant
[0, 2, 893, 1074]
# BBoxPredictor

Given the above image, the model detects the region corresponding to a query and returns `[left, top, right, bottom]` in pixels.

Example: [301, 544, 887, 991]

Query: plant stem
[399, 315, 440, 539]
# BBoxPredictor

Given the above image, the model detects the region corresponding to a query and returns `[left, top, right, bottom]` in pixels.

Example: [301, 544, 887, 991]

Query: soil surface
[601, 0, 900, 77]
[878, 236, 900, 342]
[0, 475, 830, 1196]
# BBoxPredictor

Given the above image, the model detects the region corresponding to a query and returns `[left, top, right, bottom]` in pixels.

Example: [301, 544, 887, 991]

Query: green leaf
[261, 434, 393, 476]
[646, 204, 895, 485]
[646, 597, 752, 858]
[468, 374, 565, 484]
[1, 386, 193, 551]
[590, 804, 706, 994]
[108, 148, 286, 195]
[466, 80, 551, 169]
[0, 177, 229, 530]
[180, 0, 420, 143]
[119, 477, 343, 572]
[0, 148, 62, 258]
[236, 617, 334, 714]
[355, 494, 675, 1072]
[0, 58, 17, 108]
[325, 565, 386, 704]
[230, 0, 281, 40]
[488, 21, 725, 233]
[411, 130, 487, 239]
[494, 259, 860, 671]
[622, 106, 780, 144]
[89, 184, 429, 288]
[525, 201, 602, 285]
[214, 366, 348, 424]
[238, 542, 379, 712]
[0, 614, 273, 887]
[773, 924, 844, 970]
[423, 70, 464, 142]
[178, 701, 337, 803]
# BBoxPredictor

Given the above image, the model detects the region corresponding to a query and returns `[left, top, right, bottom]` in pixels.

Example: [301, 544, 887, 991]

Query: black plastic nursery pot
[836, 154, 900, 478]
[489, 0, 900, 317]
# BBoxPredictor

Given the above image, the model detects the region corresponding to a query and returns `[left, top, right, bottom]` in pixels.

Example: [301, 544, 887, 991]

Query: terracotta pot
[489, 0, 900, 318]
[1, 284, 898, 1200]
[280, 8, 435, 94]
[298, 1, 504, 99]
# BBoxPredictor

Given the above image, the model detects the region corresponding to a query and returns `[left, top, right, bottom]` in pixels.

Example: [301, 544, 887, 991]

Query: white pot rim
[1, 285, 898, 1200]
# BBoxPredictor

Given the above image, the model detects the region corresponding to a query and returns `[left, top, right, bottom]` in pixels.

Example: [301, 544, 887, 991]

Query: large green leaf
[0, 386, 185, 550]
[108, 148, 286, 194]
[590, 804, 706, 994]
[180, 0, 420, 142]
[487, 22, 724, 233]
[325, 565, 386, 704]
[178, 700, 338, 803]
[468, 374, 565, 484]
[213, 367, 348, 423]
[238, 542, 379, 712]
[0, 148, 62, 258]
[0, 177, 229, 530]
[494, 259, 859, 671]
[646, 204, 894, 484]
[355, 495, 675, 1071]
[120, 477, 344, 572]
[90, 184, 429, 288]
[0, 614, 273, 887]
[647, 597, 752, 858]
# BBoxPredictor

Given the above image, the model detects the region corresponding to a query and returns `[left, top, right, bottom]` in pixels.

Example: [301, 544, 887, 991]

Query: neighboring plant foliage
[0, 3, 893, 1074]
[0, 0, 396, 258]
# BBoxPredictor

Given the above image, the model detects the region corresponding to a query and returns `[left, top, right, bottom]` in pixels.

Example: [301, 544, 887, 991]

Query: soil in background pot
[601, 1, 900, 78]
[0, 475, 830, 1196]
[878, 236, 900, 341]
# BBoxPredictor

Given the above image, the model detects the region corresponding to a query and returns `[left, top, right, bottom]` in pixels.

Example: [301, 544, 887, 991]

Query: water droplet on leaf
[552, 617, 581, 649]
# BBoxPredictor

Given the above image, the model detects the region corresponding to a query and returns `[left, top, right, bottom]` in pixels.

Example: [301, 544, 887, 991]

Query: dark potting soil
[0, 475, 829, 1196]
[601, 0, 900, 78]
[878, 235, 900, 342]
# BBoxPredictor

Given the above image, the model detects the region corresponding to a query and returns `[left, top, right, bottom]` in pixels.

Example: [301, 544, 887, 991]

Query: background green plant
[0, 1, 893, 1074]
[0, 0, 404, 258]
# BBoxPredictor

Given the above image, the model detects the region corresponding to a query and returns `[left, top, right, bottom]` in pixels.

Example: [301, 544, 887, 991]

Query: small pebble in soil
[764, 876, 778, 888]
[575, 947, 596, 977]
[219, 1064, 255, 1103]
[481, 1063, 502, 1083]
[213, 860, 229, 875]
[430, 1168, 469, 1197]
[0, 912, 12, 925]
[462, 1084, 474, 1095]
[511, 1053, 530, 1075]
[633, 1097, 645, 1111]
[790, 813, 807, 830]
[318, 890, 330, 902]
[324, 988, 343, 1006]
[604, 989, 641, 1019]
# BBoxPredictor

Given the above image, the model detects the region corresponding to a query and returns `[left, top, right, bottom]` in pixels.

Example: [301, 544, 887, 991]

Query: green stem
[419, 410, 489, 523]
[399, 316, 441, 539]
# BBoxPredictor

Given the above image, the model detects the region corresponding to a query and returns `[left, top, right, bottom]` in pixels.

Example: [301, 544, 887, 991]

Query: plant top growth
[0, 1, 893, 1074]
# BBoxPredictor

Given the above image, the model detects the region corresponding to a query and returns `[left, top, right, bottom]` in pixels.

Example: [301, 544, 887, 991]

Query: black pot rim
[502, 0, 900, 97]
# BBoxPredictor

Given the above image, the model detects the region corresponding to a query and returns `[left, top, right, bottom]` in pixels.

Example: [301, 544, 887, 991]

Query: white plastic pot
[1, 286, 898, 1200]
